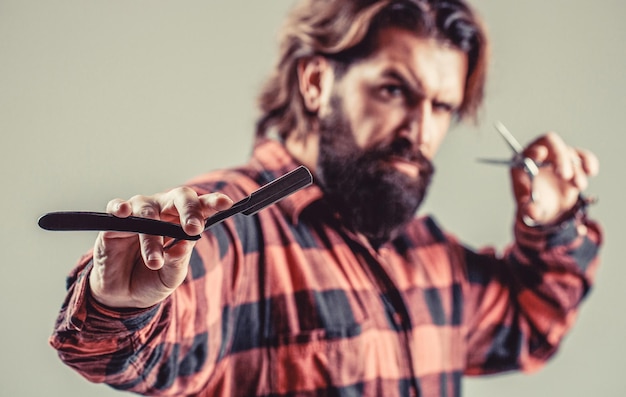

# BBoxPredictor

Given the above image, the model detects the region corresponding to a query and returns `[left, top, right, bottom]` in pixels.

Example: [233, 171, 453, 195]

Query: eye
[432, 101, 455, 114]
[379, 83, 408, 102]
[382, 84, 403, 96]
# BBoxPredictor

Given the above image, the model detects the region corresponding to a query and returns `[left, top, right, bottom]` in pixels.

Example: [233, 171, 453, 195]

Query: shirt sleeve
[461, 203, 603, 375]
[49, 219, 247, 396]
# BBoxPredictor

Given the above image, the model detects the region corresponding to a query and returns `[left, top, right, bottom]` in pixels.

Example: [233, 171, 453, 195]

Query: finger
[106, 198, 132, 217]
[158, 241, 196, 290]
[577, 147, 600, 177]
[570, 148, 588, 191]
[518, 201, 548, 224]
[128, 195, 165, 270]
[139, 234, 164, 270]
[158, 189, 233, 236]
[183, 192, 233, 230]
[163, 238, 195, 258]
[516, 170, 577, 224]
[98, 198, 139, 239]
[523, 144, 549, 165]
[510, 167, 533, 204]
[199, 192, 234, 213]
[529, 132, 574, 180]
[159, 187, 206, 236]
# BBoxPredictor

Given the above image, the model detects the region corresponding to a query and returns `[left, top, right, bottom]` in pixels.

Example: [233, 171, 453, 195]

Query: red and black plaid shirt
[50, 139, 602, 397]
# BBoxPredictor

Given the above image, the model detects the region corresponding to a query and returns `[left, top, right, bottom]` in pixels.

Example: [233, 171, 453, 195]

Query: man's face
[320, 28, 467, 170]
[315, 28, 468, 244]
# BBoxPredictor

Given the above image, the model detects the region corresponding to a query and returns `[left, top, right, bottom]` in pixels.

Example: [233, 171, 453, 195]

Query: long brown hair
[255, 0, 489, 140]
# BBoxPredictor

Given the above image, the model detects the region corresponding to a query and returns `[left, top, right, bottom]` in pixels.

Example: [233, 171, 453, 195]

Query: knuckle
[178, 186, 197, 196]
[173, 188, 202, 212]
[182, 200, 201, 212]
[127, 194, 162, 218]
[169, 186, 197, 200]
[129, 194, 148, 203]
[137, 205, 159, 218]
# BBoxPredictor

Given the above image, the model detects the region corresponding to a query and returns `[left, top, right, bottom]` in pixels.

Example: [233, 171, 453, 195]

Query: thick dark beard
[316, 97, 434, 246]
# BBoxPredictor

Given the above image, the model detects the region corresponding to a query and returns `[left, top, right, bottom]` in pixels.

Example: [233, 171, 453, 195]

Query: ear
[297, 56, 332, 113]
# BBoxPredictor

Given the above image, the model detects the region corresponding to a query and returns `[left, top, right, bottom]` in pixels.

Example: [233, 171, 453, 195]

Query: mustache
[364, 138, 435, 176]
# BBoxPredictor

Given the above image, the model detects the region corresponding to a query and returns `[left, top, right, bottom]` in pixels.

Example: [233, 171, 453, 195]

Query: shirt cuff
[515, 195, 594, 251]
[61, 258, 161, 336]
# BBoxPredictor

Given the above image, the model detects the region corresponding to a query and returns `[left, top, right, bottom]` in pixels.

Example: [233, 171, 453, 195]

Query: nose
[398, 101, 433, 156]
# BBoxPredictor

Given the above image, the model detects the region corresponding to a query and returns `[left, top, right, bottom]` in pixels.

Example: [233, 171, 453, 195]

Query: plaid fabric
[50, 139, 602, 397]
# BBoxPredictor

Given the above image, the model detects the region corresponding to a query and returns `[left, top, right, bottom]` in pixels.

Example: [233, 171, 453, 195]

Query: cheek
[428, 119, 450, 156]
[350, 101, 406, 149]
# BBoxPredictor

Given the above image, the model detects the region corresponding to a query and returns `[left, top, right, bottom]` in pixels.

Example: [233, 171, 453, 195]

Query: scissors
[478, 121, 546, 202]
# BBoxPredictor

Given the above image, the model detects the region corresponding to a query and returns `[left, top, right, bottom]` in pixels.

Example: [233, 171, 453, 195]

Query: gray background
[1, 1, 624, 396]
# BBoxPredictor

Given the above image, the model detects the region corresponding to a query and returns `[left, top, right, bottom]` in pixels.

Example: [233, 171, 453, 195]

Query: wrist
[520, 194, 594, 230]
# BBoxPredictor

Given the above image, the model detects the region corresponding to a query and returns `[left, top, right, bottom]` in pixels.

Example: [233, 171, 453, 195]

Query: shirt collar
[248, 139, 324, 224]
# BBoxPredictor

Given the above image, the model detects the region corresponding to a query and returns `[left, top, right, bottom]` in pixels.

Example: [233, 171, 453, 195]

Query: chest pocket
[267, 288, 368, 343]
[262, 214, 372, 343]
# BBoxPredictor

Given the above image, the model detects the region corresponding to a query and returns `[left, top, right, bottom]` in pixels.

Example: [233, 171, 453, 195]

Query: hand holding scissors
[479, 122, 599, 225]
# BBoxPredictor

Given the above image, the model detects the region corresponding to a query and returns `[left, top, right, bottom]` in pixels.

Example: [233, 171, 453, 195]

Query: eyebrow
[381, 69, 424, 98]
[380, 68, 462, 109]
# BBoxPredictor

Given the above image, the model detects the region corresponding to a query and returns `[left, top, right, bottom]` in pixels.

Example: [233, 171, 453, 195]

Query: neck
[285, 132, 320, 174]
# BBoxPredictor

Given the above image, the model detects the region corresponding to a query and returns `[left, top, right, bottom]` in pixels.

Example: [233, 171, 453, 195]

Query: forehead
[344, 28, 468, 102]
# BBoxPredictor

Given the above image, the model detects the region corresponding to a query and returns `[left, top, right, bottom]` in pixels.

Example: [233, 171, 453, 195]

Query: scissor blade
[476, 158, 515, 166]
[494, 121, 524, 154]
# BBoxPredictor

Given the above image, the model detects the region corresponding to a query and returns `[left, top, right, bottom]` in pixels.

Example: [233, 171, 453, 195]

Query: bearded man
[50, 1, 602, 396]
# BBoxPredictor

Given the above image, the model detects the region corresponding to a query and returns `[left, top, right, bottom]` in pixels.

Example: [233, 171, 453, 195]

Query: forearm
[50, 240, 232, 396]
[464, 205, 602, 374]
[50, 255, 170, 394]
[509, 202, 602, 350]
